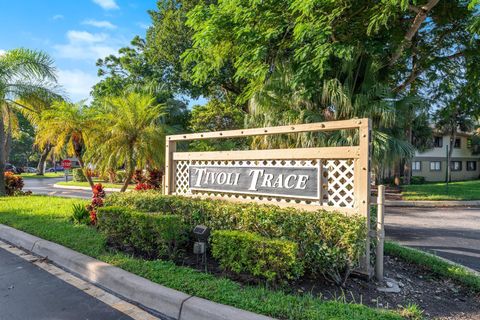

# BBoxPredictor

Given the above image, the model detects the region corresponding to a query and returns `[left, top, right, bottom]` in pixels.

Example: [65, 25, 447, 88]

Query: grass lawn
[402, 179, 480, 201]
[56, 180, 134, 190]
[0, 195, 401, 320]
[19, 172, 65, 179]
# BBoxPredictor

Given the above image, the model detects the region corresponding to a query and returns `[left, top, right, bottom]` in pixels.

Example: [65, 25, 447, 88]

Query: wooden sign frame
[164, 118, 372, 275]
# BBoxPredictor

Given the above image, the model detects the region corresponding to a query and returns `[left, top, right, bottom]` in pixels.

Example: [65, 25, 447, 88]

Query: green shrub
[70, 203, 90, 224]
[72, 168, 87, 182]
[115, 170, 126, 183]
[410, 176, 426, 185]
[211, 230, 303, 285]
[97, 206, 187, 259]
[106, 192, 367, 284]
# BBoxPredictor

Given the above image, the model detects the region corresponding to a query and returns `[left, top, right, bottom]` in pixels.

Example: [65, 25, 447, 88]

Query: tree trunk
[4, 125, 12, 164]
[121, 148, 134, 192]
[0, 107, 6, 196]
[403, 126, 413, 185]
[447, 130, 456, 183]
[76, 152, 94, 190]
[37, 144, 52, 175]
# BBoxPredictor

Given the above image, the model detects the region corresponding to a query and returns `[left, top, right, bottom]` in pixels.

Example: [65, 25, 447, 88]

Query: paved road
[23, 177, 92, 199]
[0, 246, 135, 320]
[385, 206, 480, 272]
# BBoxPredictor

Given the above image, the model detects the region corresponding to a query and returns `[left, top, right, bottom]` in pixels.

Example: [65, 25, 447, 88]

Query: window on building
[450, 161, 462, 171]
[412, 161, 421, 171]
[467, 161, 477, 171]
[433, 136, 443, 148]
[467, 138, 472, 149]
[454, 138, 461, 148]
[430, 161, 441, 171]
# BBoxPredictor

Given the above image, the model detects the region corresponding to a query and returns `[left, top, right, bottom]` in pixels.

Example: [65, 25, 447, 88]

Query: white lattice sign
[164, 119, 371, 216]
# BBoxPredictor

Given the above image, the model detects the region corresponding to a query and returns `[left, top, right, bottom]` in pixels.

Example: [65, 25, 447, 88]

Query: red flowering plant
[4, 172, 25, 196]
[87, 183, 106, 225]
[134, 168, 162, 191]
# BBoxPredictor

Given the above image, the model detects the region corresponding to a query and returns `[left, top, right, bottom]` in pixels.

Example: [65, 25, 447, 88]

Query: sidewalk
[385, 199, 480, 207]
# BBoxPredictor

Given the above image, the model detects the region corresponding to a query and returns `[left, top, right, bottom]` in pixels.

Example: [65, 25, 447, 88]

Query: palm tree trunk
[121, 147, 134, 192]
[403, 126, 413, 185]
[37, 144, 52, 175]
[0, 107, 6, 196]
[76, 153, 94, 190]
[447, 130, 456, 183]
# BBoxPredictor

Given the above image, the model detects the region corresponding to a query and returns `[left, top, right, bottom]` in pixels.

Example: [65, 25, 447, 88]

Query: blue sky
[0, 0, 155, 102]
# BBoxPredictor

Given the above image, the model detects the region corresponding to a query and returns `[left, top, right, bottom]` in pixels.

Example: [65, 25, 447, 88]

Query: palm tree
[88, 92, 168, 191]
[247, 59, 416, 180]
[0, 48, 57, 195]
[36, 101, 95, 189]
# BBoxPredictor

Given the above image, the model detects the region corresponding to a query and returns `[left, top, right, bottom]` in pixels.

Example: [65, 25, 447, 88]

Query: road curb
[53, 183, 127, 192]
[385, 200, 480, 207]
[0, 224, 273, 320]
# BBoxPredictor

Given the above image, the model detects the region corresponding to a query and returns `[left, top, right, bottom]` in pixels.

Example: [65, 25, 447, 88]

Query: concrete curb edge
[0, 224, 273, 320]
[52, 183, 129, 192]
[384, 199, 480, 207]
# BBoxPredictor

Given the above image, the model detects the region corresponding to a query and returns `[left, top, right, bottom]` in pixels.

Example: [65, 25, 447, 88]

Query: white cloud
[57, 69, 98, 101]
[54, 30, 118, 61]
[0, 49, 6, 56]
[52, 14, 64, 20]
[136, 22, 149, 29]
[67, 30, 108, 43]
[82, 19, 117, 29]
[92, 0, 119, 10]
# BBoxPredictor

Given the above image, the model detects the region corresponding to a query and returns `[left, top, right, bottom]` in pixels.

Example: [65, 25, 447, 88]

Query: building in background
[412, 132, 480, 182]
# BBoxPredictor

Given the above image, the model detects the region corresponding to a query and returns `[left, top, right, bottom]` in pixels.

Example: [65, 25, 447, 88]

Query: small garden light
[193, 225, 210, 272]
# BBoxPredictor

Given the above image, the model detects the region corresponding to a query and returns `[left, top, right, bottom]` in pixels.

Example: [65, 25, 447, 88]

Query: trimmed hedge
[106, 191, 367, 284]
[211, 230, 303, 284]
[72, 168, 87, 182]
[97, 206, 187, 259]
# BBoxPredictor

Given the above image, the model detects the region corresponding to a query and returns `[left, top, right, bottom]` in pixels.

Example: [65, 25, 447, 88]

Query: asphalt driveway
[385, 206, 480, 272]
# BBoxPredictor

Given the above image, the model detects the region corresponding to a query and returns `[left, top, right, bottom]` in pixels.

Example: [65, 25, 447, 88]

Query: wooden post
[164, 138, 176, 195]
[358, 119, 372, 277]
[376, 185, 385, 281]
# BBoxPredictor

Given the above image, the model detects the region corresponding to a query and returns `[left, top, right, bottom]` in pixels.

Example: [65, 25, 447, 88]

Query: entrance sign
[189, 164, 320, 199]
[164, 119, 372, 275]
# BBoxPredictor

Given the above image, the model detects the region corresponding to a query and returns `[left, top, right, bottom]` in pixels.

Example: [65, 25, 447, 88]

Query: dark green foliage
[72, 168, 87, 182]
[410, 176, 425, 185]
[105, 191, 367, 284]
[211, 230, 303, 285]
[70, 203, 90, 224]
[97, 206, 187, 259]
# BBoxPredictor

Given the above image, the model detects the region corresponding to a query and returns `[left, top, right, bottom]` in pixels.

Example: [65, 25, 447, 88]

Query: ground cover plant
[0, 195, 401, 320]
[19, 172, 64, 179]
[402, 180, 480, 201]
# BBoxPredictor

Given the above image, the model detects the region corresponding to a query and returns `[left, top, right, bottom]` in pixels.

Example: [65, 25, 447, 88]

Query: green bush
[410, 176, 426, 185]
[97, 206, 187, 259]
[106, 192, 367, 284]
[72, 168, 87, 182]
[115, 170, 126, 183]
[70, 203, 90, 224]
[211, 230, 303, 285]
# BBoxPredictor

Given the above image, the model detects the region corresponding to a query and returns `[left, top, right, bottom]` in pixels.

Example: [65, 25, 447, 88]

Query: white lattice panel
[174, 159, 355, 209]
[321, 159, 355, 208]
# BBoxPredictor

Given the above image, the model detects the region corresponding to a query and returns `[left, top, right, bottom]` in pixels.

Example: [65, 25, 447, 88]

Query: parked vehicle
[24, 167, 38, 173]
[47, 166, 65, 172]
[4, 163, 19, 174]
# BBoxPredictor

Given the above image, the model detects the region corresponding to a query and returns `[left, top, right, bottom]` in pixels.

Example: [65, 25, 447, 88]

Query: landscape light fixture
[192, 225, 210, 272]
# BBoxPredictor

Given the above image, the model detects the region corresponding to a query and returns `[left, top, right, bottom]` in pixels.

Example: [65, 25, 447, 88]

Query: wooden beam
[167, 119, 367, 142]
[173, 146, 360, 161]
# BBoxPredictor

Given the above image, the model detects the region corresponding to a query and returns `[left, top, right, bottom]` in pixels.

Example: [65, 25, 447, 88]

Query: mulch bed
[109, 241, 480, 319]
[179, 252, 480, 320]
